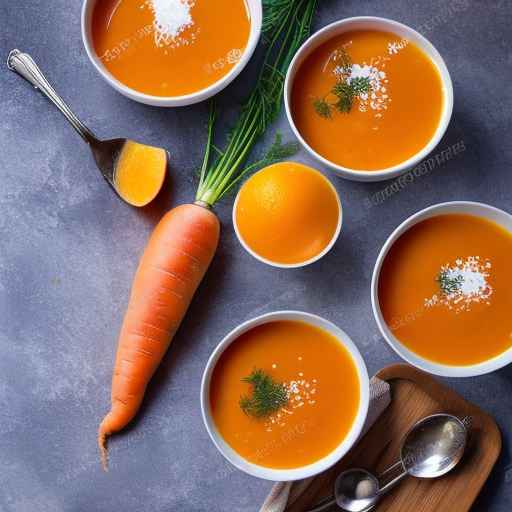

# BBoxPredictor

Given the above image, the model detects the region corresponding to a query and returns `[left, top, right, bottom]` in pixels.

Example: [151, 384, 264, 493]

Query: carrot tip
[98, 427, 109, 472]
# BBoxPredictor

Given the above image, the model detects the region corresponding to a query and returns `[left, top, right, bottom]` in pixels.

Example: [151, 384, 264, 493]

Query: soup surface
[292, 30, 444, 170]
[114, 141, 167, 206]
[92, 0, 250, 96]
[379, 214, 512, 365]
[209, 321, 360, 469]
[235, 162, 340, 264]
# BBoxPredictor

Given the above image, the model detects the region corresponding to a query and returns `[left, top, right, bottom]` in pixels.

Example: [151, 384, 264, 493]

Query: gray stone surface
[1, 0, 511, 511]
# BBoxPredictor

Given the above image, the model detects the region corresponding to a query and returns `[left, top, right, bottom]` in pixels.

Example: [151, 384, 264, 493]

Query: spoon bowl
[401, 414, 467, 479]
[334, 469, 379, 512]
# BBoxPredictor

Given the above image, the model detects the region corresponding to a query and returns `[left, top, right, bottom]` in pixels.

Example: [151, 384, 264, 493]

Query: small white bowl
[232, 166, 343, 268]
[284, 16, 454, 182]
[371, 201, 512, 377]
[201, 311, 370, 481]
[81, 0, 262, 107]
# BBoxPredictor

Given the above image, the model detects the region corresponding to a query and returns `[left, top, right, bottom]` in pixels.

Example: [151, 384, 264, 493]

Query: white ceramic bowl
[232, 167, 343, 268]
[284, 16, 454, 182]
[372, 201, 512, 377]
[201, 311, 370, 481]
[81, 0, 262, 107]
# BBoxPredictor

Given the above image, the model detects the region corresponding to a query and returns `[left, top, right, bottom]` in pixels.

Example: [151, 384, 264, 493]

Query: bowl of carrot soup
[81, 0, 262, 106]
[372, 202, 512, 377]
[284, 17, 453, 181]
[201, 311, 369, 481]
[233, 162, 342, 268]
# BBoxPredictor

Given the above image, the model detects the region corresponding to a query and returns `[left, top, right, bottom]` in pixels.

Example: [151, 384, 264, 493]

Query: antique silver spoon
[309, 414, 468, 512]
[7, 49, 168, 207]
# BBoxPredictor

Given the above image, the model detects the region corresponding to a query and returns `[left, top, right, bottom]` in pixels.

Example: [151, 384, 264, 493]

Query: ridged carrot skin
[98, 203, 220, 469]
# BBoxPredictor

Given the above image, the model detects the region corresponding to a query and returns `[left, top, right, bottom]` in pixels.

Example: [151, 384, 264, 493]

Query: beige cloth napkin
[260, 376, 391, 512]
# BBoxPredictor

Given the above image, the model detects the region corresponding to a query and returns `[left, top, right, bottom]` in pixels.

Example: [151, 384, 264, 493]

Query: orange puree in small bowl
[114, 141, 167, 207]
[234, 162, 340, 265]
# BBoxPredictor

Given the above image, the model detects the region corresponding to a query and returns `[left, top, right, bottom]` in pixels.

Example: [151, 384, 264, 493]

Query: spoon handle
[306, 497, 337, 512]
[7, 49, 98, 145]
[378, 468, 407, 495]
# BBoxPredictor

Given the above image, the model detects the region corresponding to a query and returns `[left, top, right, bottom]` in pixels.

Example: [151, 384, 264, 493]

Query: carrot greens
[195, 0, 318, 207]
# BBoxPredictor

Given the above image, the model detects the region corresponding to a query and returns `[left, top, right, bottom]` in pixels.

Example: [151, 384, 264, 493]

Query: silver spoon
[7, 49, 168, 206]
[309, 414, 468, 512]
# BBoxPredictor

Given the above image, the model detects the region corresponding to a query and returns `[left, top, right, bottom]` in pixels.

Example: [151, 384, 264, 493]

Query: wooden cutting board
[288, 363, 502, 512]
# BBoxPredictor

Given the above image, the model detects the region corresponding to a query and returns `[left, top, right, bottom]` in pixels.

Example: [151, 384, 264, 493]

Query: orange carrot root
[98, 203, 220, 468]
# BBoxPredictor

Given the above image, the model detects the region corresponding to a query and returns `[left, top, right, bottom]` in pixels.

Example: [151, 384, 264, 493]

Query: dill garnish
[313, 98, 332, 118]
[239, 369, 288, 418]
[437, 270, 464, 295]
[313, 48, 372, 117]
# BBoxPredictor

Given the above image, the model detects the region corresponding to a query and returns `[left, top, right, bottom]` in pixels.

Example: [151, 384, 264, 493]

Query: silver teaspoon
[7, 49, 168, 207]
[309, 414, 468, 512]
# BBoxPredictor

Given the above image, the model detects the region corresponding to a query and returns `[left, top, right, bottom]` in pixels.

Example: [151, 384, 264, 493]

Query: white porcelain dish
[371, 201, 512, 377]
[284, 16, 454, 182]
[232, 168, 343, 269]
[81, 0, 262, 107]
[200, 311, 370, 481]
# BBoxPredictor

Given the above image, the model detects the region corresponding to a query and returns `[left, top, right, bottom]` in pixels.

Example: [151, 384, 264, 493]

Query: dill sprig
[313, 48, 371, 118]
[240, 369, 288, 418]
[437, 271, 464, 295]
[313, 98, 332, 119]
[195, 0, 318, 206]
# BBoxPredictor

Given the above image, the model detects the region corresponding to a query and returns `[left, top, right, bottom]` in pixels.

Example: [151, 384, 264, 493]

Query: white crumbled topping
[387, 38, 409, 55]
[425, 256, 493, 312]
[263, 373, 318, 432]
[146, 0, 195, 48]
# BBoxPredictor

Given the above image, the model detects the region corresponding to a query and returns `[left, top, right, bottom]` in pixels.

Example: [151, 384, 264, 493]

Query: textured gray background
[1, 1, 511, 511]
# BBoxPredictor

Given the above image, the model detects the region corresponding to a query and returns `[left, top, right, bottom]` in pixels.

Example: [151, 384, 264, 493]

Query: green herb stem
[196, 0, 318, 206]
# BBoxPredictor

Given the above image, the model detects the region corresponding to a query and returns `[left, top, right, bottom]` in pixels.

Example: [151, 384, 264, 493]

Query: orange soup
[114, 141, 167, 206]
[379, 214, 512, 365]
[209, 320, 360, 469]
[235, 162, 340, 265]
[292, 30, 444, 170]
[92, 0, 251, 97]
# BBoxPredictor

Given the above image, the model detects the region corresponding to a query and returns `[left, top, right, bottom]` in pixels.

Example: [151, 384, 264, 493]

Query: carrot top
[195, 0, 318, 207]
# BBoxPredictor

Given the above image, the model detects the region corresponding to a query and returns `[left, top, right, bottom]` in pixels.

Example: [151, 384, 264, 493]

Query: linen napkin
[259, 376, 391, 512]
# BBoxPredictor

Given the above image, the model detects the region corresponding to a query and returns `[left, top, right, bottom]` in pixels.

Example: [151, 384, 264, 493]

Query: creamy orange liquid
[92, 0, 250, 96]
[379, 214, 512, 365]
[114, 141, 167, 206]
[235, 162, 340, 264]
[210, 321, 360, 469]
[292, 30, 444, 170]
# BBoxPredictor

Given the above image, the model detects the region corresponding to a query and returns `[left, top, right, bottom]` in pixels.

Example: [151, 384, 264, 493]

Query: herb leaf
[240, 369, 288, 418]
[332, 82, 355, 113]
[313, 50, 373, 117]
[313, 98, 332, 118]
[334, 48, 352, 77]
[437, 271, 464, 295]
[350, 76, 371, 95]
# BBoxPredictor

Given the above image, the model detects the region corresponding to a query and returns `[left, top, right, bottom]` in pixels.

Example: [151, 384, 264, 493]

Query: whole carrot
[98, 0, 317, 468]
[98, 204, 219, 468]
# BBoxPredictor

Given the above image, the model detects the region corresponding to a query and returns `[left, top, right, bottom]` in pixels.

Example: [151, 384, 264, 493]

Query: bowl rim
[232, 163, 343, 268]
[284, 16, 454, 182]
[80, 0, 263, 107]
[200, 310, 370, 481]
[371, 201, 512, 377]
